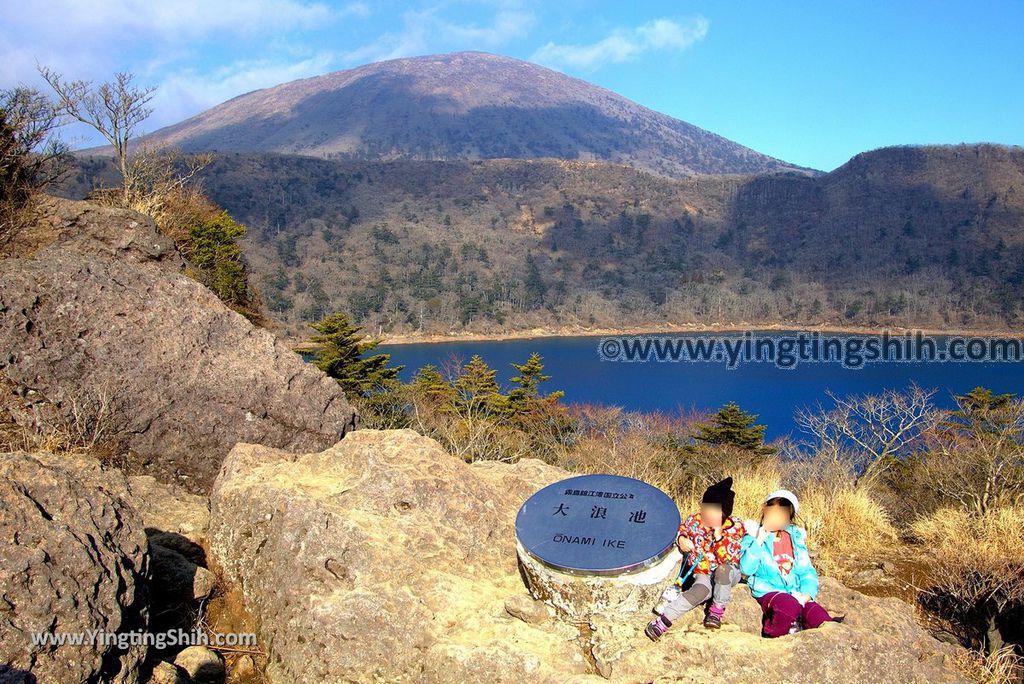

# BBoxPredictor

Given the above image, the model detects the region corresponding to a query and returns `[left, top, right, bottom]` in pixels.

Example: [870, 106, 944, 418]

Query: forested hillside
[60, 143, 1024, 336]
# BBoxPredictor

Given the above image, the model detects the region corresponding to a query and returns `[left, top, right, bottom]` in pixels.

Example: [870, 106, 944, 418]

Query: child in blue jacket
[740, 489, 841, 637]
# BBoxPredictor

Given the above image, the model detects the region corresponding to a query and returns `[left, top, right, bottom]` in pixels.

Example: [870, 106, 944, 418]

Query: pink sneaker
[645, 614, 672, 641]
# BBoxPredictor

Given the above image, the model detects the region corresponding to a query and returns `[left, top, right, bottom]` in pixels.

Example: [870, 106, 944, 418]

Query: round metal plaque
[515, 473, 680, 576]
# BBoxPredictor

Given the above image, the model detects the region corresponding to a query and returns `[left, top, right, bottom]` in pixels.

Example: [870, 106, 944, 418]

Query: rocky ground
[0, 198, 974, 683]
[205, 429, 968, 684]
[1, 427, 970, 683]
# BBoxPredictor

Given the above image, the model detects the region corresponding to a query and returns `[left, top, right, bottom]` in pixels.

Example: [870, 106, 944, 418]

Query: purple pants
[755, 591, 833, 637]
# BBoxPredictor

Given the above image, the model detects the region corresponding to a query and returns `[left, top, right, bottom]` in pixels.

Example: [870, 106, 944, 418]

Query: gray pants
[661, 564, 741, 622]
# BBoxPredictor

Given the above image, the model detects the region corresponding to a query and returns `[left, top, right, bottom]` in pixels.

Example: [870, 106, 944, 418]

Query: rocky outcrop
[588, 578, 966, 682]
[0, 198, 358, 491]
[128, 475, 217, 610]
[1, 195, 184, 269]
[0, 450, 150, 683]
[209, 429, 968, 683]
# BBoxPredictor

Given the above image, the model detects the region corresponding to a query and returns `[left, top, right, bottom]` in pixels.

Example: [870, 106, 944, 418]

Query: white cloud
[4, 0, 357, 43]
[339, 7, 535, 64]
[0, 0, 366, 87]
[530, 16, 708, 71]
[0, 0, 534, 147]
[0, 0, 369, 146]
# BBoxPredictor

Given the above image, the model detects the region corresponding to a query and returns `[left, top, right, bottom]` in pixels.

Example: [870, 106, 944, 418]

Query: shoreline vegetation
[287, 321, 1024, 350]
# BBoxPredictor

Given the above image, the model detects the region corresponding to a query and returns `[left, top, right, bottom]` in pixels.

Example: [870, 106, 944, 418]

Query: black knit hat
[701, 477, 735, 518]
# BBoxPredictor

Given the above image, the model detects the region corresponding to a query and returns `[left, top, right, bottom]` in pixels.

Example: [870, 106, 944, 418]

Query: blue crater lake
[321, 331, 1024, 441]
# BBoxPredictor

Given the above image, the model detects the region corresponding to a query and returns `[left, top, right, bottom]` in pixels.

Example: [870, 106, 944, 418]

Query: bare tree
[795, 382, 939, 488]
[0, 86, 73, 244]
[88, 141, 214, 223]
[37, 65, 156, 205]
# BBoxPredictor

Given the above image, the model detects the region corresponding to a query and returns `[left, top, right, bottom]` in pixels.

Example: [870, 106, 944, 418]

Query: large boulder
[0, 450, 150, 683]
[0, 199, 358, 491]
[208, 429, 968, 683]
[210, 429, 586, 683]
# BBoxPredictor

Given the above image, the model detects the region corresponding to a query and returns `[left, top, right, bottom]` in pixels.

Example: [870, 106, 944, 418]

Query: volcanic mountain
[85, 51, 811, 178]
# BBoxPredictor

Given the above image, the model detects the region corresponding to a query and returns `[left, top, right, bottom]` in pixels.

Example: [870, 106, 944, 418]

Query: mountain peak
[95, 51, 812, 177]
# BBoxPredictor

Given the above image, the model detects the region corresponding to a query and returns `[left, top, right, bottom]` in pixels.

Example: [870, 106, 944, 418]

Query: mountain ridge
[77, 50, 816, 178]
[59, 141, 1024, 337]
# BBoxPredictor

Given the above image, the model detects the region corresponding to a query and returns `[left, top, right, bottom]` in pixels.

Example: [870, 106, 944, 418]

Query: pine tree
[940, 386, 1018, 441]
[410, 364, 457, 408]
[307, 311, 402, 397]
[454, 355, 506, 415]
[508, 353, 564, 416]
[186, 209, 249, 306]
[690, 401, 775, 454]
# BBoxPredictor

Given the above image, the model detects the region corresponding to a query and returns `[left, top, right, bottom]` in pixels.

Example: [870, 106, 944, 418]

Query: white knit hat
[765, 489, 800, 516]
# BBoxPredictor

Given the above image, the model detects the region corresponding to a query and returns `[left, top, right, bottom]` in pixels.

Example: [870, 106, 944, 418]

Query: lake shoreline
[287, 322, 1024, 350]
[290, 321, 1024, 439]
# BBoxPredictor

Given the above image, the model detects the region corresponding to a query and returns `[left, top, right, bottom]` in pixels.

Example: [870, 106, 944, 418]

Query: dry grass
[556, 433, 678, 490]
[670, 461, 784, 521]
[196, 565, 268, 683]
[911, 504, 1024, 654]
[952, 645, 1024, 684]
[911, 505, 1024, 605]
[800, 482, 899, 565]
[545, 405, 692, 489]
[0, 377, 127, 459]
[913, 504, 1024, 571]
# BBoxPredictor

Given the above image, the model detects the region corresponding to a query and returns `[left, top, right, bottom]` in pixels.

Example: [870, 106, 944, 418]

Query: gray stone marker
[514, 473, 684, 628]
[515, 473, 680, 576]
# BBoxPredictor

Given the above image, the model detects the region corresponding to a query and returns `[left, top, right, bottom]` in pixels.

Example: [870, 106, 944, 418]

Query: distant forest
[59, 143, 1024, 336]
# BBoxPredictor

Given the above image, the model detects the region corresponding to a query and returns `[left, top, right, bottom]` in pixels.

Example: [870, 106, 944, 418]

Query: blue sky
[2, 0, 1021, 171]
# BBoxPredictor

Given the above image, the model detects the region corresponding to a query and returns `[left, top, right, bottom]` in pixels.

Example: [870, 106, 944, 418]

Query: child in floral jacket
[645, 477, 745, 639]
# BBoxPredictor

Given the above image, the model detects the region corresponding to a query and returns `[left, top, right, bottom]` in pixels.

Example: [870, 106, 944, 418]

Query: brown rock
[229, 654, 258, 680]
[3, 195, 184, 269]
[147, 530, 208, 567]
[209, 429, 581, 683]
[0, 224, 358, 491]
[128, 475, 210, 543]
[0, 450, 150, 683]
[148, 661, 189, 684]
[150, 543, 217, 603]
[504, 594, 554, 624]
[173, 645, 225, 683]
